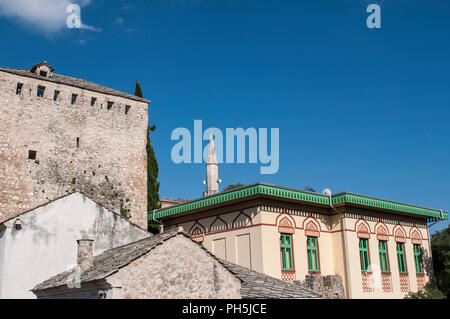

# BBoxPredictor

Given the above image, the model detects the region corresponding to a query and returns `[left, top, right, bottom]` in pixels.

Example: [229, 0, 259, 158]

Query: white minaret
[203, 128, 221, 197]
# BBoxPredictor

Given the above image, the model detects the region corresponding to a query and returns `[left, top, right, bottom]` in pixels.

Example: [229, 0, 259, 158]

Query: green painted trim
[397, 242, 407, 274]
[332, 193, 446, 219]
[280, 233, 294, 271]
[151, 184, 329, 220]
[359, 238, 370, 272]
[149, 183, 448, 221]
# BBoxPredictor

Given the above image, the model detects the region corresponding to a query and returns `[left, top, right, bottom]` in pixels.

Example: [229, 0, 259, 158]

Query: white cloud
[0, 0, 97, 33]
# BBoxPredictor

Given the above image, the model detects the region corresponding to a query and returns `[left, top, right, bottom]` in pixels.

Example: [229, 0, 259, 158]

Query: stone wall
[38, 288, 113, 299]
[107, 235, 242, 299]
[0, 70, 148, 229]
[295, 274, 345, 299]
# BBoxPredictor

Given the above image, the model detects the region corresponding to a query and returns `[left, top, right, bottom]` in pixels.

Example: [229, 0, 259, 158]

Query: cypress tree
[135, 80, 161, 234]
[134, 80, 143, 98]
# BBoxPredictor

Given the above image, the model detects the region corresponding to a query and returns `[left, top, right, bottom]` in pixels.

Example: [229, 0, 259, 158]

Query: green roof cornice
[149, 183, 448, 221]
[332, 193, 447, 220]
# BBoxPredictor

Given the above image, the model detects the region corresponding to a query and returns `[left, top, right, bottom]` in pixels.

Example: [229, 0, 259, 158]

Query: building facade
[151, 183, 448, 299]
[0, 62, 149, 229]
[32, 228, 320, 299]
[0, 192, 150, 299]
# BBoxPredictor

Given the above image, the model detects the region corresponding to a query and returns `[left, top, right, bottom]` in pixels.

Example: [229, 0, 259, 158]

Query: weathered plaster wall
[257, 208, 336, 282]
[0, 193, 150, 299]
[342, 210, 431, 299]
[0, 70, 148, 229]
[175, 207, 264, 274]
[107, 235, 242, 299]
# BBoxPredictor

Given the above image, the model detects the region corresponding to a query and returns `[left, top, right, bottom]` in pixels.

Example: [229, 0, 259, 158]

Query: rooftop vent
[30, 61, 54, 78]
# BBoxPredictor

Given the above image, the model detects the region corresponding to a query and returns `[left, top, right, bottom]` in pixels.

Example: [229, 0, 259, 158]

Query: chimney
[77, 234, 94, 271]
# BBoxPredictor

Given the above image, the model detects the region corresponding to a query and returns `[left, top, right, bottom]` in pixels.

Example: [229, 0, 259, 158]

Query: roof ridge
[32, 229, 180, 292]
[98, 227, 177, 255]
[1, 191, 149, 232]
[0, 67, 150, 104]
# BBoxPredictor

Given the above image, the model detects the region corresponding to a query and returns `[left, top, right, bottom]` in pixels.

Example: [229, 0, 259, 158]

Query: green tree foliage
[224, 183, 245, 191]
[146, 126, 160, 211]
[146, 126, 161, 235]
[430, 224, 450, 298]
[134, 80, 143, 98]
[135, 80, 161, 234]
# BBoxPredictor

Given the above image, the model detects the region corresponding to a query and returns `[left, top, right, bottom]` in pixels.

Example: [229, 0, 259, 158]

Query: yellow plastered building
[150, 183, 448, 299]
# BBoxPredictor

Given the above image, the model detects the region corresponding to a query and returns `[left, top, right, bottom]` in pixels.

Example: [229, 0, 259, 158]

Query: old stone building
[0, 62, 149, 229]
[0, 192, 150, 299]
[32, 228, 321, 299]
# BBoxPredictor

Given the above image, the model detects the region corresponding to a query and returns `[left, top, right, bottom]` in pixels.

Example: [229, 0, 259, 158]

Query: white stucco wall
[0, 193, 150, 299]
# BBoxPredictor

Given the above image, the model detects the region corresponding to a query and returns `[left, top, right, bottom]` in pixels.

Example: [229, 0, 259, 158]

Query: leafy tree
[304, 185, 317, 193]
[430, 224, 450, 298]
[135, 80, 161, 234]
[146, 126, 160, 212]
[404, 286, 445, 299]
[224, 183, 245, 191]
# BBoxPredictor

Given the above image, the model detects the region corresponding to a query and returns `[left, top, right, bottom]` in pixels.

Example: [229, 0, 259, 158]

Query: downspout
[328, 194, 352, 299]
[426, 210, 443, 279]
[426, 223, 434, 278]
[150, 209, 163, 231]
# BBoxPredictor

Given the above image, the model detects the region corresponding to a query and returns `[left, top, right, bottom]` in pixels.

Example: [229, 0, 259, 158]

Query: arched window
[278, 217, 295, 234]
[278, 216, 295, 278]
[357, 223, 370, 239]
[188, 221, 206, 243]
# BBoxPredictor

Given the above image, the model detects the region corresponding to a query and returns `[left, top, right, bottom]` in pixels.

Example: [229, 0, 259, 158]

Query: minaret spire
[203, 127, 221, 196]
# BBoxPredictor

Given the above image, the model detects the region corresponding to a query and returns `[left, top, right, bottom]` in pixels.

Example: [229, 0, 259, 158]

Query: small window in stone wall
[125, 105, 131, 115]
[76, 137, 80, 148]
[39, 71, 48, 77]
[16, 83, 23, 95]
[71, 94, 78, 105]
[91, 97, 97, 106]
[107, 101, 114, 110]
[28, 150, 37, 160]
[37, 86, 45, 97]
[53, 90, 60, 101]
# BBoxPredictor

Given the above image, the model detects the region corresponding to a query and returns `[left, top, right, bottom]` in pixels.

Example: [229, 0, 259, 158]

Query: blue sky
[0, 0, 448, 232]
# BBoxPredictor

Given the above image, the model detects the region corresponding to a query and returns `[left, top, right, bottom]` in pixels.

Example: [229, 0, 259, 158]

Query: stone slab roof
[0, 66, 150, 104]
[32, 228, 177, 292]
[32, 228, 320, 299]
[216, 259, 320, 299]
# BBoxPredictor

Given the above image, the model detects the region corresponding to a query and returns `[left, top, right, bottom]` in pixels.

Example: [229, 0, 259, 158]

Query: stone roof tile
[33, 229, 321, 299]
[0, 66, 150, 104]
